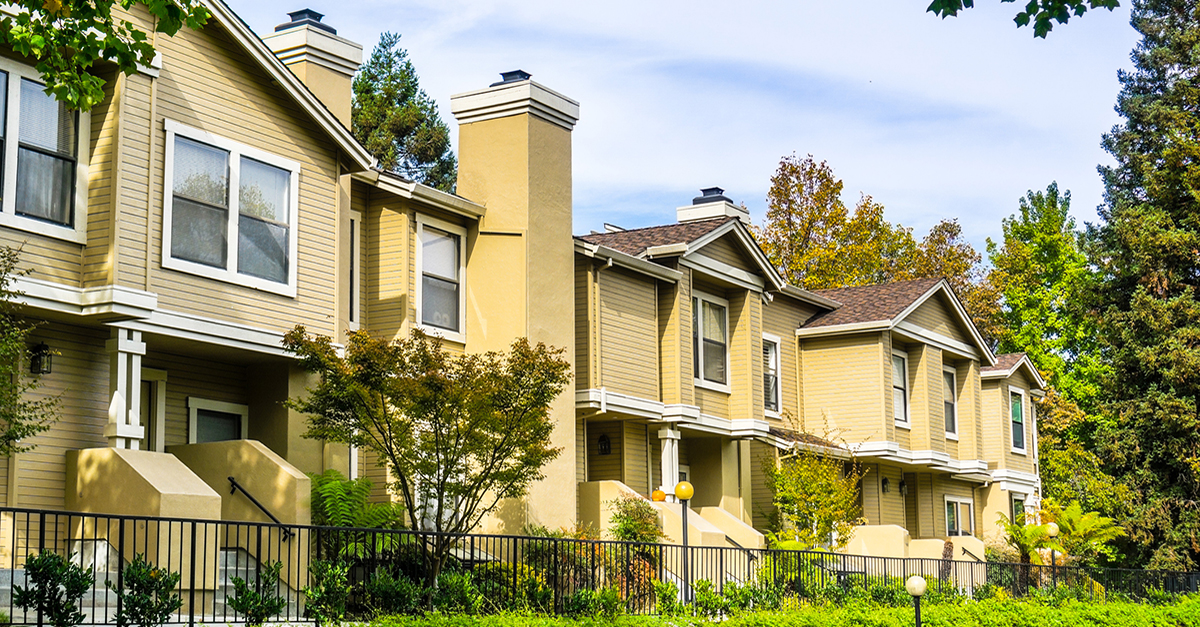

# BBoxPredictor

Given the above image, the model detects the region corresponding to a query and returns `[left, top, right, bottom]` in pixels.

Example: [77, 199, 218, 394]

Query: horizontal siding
[877, 463, 906, 527]
[800, 334, 884, 441]
[366, 201, 411, 343]
[597, 268, 658, 400]
[763, 297, 819, 424]
[750, 442, 776, 532]
[574, 259, 591, 389]
[622, 422, 649, 495]
[697, 234, 756, 273]
[142, 350, 249, 449]
[83, 67, 122, 288]
[905, 295, 973, 346]
[586, 421, 622, 483]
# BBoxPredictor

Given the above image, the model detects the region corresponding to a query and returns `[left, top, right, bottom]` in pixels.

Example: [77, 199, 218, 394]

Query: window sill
[945, 432, 959, 441]
[0, 211, 86, 245]
[764, 409, 781, 420]
[894, 420, 911, 430]
[163, 256, 297, 298]
[416, 323, 466, 345]
[694, 378, 731, 394]
[1011, 447, 1027, 456]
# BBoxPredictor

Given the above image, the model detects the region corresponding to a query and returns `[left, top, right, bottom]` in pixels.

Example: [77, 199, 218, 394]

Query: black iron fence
[0, 506, 1195, 625]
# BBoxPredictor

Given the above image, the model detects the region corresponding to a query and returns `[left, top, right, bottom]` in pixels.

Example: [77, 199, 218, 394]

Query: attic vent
[275, 9, 336, 34]
[693, 187, 732, 205]
[491, 70, 532, 87]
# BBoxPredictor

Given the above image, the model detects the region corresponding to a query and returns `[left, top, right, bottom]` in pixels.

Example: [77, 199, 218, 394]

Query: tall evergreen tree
[1091, 0, 1200, 569]
[352, 33, 457, 192]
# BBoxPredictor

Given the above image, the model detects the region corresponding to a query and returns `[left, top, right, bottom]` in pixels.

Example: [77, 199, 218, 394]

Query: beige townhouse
[573, 192, 1045, 559]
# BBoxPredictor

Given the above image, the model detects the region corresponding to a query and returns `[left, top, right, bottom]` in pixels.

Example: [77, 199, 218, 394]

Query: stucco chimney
[677, 187, 750, 225]
[263, 9, 362, 127]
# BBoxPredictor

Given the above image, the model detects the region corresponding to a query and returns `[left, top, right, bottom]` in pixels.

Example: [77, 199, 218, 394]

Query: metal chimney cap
[276, 9, 336, 34]
[491, 70, 532, 87]
[693, 187, 732, 205]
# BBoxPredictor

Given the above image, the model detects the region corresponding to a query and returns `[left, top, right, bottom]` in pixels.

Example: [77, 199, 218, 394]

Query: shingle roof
[802, 278, 943, 329]
[577, 217, 734, 256]
[982, 353, 1026, 373]
[769, 427, 843, 450]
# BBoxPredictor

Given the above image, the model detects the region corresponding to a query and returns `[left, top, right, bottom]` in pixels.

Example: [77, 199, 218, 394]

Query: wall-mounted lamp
[29, 343, 51, 375]
[597, 434, 611, 455]
[899, 480, 908, 497]
[881, 477, 890, 493]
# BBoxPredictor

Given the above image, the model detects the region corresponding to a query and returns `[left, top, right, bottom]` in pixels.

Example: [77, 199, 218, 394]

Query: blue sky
[227, 0, 1140, 254]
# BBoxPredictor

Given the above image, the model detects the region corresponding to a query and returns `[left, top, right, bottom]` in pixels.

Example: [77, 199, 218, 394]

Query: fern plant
[310, 470, 405, 559]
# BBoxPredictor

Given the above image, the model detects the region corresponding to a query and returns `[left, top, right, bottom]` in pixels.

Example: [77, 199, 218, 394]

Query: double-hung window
[0, 62, 89, 243]
[946, 498, 973, 536]
[892, 350, 909, 426]
[163, 120, 300, 297]
[1011, 388, 1026, 453]
[416, 215, 466, 343]
[1011, 495, 1027, 525]
[944, 366, 958, 438]
[763, 334, 781, 415]
[692, 291, 729, 392]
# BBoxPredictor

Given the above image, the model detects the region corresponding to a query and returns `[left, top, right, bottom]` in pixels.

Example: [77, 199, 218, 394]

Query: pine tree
[351, 33, 457, 192]
[1090, 0, 1200, 569]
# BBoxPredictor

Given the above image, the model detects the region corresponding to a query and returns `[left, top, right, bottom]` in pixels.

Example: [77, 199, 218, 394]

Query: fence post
[188, 522, 197, 627]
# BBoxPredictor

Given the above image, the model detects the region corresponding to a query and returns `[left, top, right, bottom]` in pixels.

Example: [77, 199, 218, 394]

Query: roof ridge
[581, 216, 732, 238]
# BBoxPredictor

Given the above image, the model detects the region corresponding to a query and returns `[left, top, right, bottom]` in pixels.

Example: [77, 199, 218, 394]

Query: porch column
[105, 329, 146, 449]
[658, 428, 680, 500]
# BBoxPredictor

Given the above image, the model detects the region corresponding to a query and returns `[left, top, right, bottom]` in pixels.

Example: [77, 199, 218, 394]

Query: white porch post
[105, 328, 146, 449]
[659, 428, 680, 501]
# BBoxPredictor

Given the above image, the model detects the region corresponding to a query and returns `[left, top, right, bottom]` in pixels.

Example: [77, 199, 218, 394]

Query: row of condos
[0, 0, 1043, 565]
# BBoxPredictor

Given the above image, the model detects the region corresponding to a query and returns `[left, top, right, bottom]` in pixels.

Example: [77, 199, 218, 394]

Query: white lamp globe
[905, 575, 927, 597]
[1047, 522, 1060, 538]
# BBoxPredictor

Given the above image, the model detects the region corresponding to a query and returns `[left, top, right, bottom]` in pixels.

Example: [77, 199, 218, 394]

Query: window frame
[415, 213, 467, 344]
[162, 119, 301, 297]
[892, 349, 910, 428]
[943, 365, 958, 440]
[763, 332, 782, 417]
[187, 397, 249, 444]
[1011, 494, 1027, 524]
[692, 289, 731, 394]
[944, 496, 974, 537]
[348, 209, 362, 331]
[1009, 386, 1027, 454]
[0, 62, 90, 244]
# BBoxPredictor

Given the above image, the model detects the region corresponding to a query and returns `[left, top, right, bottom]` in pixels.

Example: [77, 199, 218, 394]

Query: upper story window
[892, 350, 909, 426]
[763, 334, 781, 414]
[1011, 388, 1026, 453]
[692, 290, 729, 392]
[946, 498, 974, 536]
[0, 62, 90, 244]
[416, 214, 466, 343]
[944, 366, 957, 438]
[162, 120, 300, 297]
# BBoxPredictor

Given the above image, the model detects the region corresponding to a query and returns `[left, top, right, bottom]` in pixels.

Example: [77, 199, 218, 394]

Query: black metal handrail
[228, 476, 294, 540]
[962, 546, 984, 562]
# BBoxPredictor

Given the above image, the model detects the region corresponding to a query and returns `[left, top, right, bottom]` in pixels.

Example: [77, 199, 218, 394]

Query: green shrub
[13, 551, 94, 627]
[364, 569, 426, 616]
[691, 579, 728, 618]
[596, 586, 625, 617]
[431, 571, 481, 615]
[305, 560, 350, 627]
[652, 580, 682, 616]
[471, 562, 551, 613]
[607, 496, 665, 544]
[722, 581, 755, 613]
[227, 561, 288, 627]
[111, 554, 182, 627]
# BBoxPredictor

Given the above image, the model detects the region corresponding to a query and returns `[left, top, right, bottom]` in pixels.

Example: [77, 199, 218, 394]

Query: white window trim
[187, 396, 249, 444]
[892, 349, 910, 428]
[0, 62, 90, 244]
[944, 496, 974, 537]
[348, 210, 362, 331]
[763, 332, 782, 418]
[143, 368, 168, 452]
[414, 213, 467, 344]
[693, 289, 731, 394]
[943, 365, 958, 440]
[1009, 386, 1027, 454]
[161, 119, 301, 298]
[1010, 492, 1029, 524]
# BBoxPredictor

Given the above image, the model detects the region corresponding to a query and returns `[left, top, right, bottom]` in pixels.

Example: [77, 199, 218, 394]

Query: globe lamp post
[676, 480, 694, 603]
[906, 575, 927, 627]
[1047, 521, 1060, 589]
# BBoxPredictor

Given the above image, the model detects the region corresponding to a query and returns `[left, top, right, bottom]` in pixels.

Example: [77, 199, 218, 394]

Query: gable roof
[577, 217, 735, 256]
[203, 0, 374, 171]
[981, 352, 1047, 389]
[798, 278, 996, 366]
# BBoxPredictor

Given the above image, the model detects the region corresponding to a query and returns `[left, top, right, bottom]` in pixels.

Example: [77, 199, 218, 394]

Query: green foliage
[690, 579, 727, 618]
[1035, 392, 1132, 525]
[607, 496, 665, 545]
[111, 554, 182, 627]
[352, 32, 456, 191]
[305, 560, 350, 627]
[430, 571, 481, 615]
[0, 246, 59, 456]
[652, 580, 682, 616]
[0, 0, 208, 110]
[765, 446, 864, 550]
[227, 561, 288, 627]
[285, 327, 571, 585]
[13, 551, 93, 627]
[310, 469, 406, 560]
[472, 562, 551, 613]
[1041, 498, 1127, 565]
[926, 0, 1119, 37]
[364, 569, 427, 616]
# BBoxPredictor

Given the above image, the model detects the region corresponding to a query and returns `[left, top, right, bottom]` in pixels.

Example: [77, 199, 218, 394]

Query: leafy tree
[607, 495, 665, 544]
[1035, 391, 1130, 521]
[1040, 498, 1126, 565]
[764, 441, 865, 551]
[0, 246, 59, 455]
[284, 327, 571, 585]
[995, 512, 1062, 591]
[1, 1, 209, 110]
[352, 32, 457, 191]
[908, 218, 1002, 341]
[1088, 0, 1200, 570]
[926, 0, 1120, 37]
